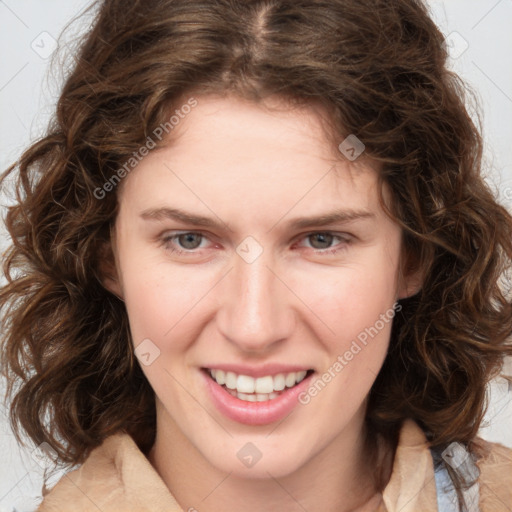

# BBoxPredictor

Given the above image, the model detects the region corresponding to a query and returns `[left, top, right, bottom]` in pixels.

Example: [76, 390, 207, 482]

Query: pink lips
[202, 368, 314, 426]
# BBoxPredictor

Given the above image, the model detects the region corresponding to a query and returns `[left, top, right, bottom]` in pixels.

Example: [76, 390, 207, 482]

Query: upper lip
[202, 364, 314, 378]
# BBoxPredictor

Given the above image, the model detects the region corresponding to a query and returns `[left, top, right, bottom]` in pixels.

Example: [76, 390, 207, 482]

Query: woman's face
[109, 94, 415, 478]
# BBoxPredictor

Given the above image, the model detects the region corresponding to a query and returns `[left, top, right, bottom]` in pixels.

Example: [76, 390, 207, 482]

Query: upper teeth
[209, 369, 308, 394]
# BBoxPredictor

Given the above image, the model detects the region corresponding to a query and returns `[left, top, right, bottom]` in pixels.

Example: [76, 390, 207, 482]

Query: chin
[204, 441, 312, 480]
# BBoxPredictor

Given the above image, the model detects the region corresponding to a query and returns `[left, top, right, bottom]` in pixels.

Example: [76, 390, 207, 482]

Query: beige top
[37, 419, 512, 511]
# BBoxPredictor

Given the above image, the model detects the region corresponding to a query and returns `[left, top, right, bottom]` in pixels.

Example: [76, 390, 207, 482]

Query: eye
[297, 232, 351, 254]
[159, 230, 352, 257]
[161, 232, 210, 254]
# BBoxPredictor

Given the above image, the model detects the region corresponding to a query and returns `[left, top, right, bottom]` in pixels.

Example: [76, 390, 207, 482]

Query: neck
[148, 404, 392, 512]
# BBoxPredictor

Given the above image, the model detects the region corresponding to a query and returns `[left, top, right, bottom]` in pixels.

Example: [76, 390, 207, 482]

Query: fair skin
[106, 94, 420, 512]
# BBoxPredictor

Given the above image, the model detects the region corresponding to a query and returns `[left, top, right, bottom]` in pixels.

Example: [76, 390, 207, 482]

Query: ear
[98, 233, 124, 301]
[397, 268, 423, 300]
[396, 244, 424, 300]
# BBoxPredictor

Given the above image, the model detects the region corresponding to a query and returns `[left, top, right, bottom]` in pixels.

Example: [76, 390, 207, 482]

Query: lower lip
[202, 370, 314, 426]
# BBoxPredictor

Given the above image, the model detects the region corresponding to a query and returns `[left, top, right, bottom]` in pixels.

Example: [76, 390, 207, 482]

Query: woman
[1, 0, 511, 511]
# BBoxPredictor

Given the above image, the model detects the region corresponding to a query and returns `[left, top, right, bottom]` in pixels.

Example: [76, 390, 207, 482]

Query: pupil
[310, 233, 333, 249]
[179, 233, 201, 249]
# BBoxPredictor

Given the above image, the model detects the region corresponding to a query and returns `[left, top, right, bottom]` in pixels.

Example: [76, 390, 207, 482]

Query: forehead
[118, 94, 385, 221]
[154, 93, 365, 167]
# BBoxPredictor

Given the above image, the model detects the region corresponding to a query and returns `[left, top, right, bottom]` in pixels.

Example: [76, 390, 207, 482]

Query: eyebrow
[140, 207, 375, 231]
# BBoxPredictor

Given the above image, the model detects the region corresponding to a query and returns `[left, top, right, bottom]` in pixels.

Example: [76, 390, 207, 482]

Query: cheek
[298, 264, 398, 411]
[114, 219, 184, 341]
[297, 259, 399, 338]
[120, 256, 216, 350]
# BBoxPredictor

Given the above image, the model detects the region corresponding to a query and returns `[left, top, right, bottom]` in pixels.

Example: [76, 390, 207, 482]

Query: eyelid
[296, 230, 353, 241]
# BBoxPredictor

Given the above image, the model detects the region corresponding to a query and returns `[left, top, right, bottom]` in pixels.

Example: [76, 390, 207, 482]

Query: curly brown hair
[1, 0, 512, 504]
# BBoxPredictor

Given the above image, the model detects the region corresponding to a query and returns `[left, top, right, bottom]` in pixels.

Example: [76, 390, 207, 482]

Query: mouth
[203, 368, 314, 402]
[201, 367, 316, 425]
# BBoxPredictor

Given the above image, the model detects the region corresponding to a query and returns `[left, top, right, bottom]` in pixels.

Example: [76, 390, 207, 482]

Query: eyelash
[160, 231, 352, 256]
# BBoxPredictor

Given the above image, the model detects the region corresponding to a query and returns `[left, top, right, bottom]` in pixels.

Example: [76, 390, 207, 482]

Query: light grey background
[1, 1, 511, 509]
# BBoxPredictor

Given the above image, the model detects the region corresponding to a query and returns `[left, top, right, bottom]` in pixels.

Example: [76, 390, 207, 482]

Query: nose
[216, 249, 295, 353]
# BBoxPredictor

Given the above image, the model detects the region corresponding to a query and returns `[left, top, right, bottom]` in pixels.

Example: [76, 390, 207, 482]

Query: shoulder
[472, 436, 512, 511]
[383, 419, 512, 512]
[36, 433, 182, 512]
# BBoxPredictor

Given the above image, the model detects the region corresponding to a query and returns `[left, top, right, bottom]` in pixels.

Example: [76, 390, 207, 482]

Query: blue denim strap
[431, 445, 481, 512]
